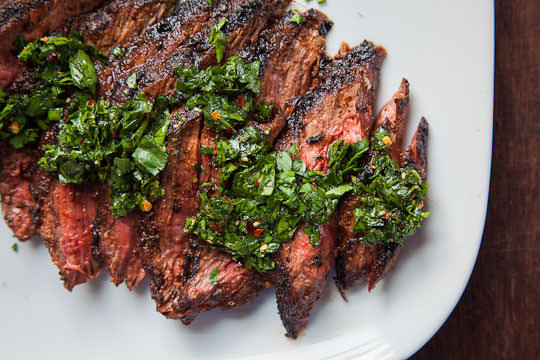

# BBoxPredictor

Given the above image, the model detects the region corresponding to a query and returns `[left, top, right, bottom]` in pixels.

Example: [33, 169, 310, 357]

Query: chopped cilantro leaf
[208, 18, 227, 62]
[290, 9, 303, 24]
[209, 266, 219, 285]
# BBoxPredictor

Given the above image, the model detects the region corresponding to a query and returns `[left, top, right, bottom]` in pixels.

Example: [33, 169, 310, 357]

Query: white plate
[0, 1, 493, 359]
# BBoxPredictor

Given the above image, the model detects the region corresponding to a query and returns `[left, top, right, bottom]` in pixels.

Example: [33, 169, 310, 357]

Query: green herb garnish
[126, 72, 138, 89]
[111, 47, 125, 58]
[0, 32, 104, 149]
[39, 94, 179, 217]
[352, 129, 429, 246]
[209, 266, 219, 285]
[174, 56, 270, 133]
[11, 243, 18, 252]
[208, 18, 227, 62]
[185, 127, 370, 272]
[290, 9, 303, 24]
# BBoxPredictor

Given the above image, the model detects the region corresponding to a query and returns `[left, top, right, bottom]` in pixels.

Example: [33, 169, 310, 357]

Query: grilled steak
[4, 0, 181, 289]
[175, 9, 331, 324]
[272, 41, 386, 338]
[335, 80, 429, 292]
[98, 0, 291, 104]
[62, 0, 178, 54]
[0, 0, 105, 89]
[79, 0, 185, 289]
[135, 0, 292, 318]
[335, 79, 409, 292]
[94, 191, 145, 290]
[138, 109, 203, 317]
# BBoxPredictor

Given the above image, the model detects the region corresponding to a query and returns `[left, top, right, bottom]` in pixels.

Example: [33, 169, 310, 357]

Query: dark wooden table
[413, 1, 539, 358]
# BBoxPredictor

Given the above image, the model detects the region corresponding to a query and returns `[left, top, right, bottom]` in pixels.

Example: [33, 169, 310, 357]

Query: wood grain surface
[413, 0, 540, 358]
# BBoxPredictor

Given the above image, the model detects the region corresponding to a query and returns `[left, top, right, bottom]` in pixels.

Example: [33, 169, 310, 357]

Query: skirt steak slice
[272, 41, 386, 338]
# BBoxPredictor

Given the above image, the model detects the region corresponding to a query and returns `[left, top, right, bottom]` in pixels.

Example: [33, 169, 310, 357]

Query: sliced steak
[98, 0, 291, 104]
[178, 9, 331, 324]
[175, 243, 267, 324]
[5, 0, 179, 288]
[335, 79, 410, 292]
[94, 191, 145, 290]
[138, 109, 203, 317]
[30, 126, 100, 291]
[0, 0, 105, 89]
[272, 41, 386, 338]
[77, 0, 182, 289]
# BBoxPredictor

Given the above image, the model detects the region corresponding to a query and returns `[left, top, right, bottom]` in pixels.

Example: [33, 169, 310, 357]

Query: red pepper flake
[226, 126, 233, 133]
[78, 138, 84, 143]
[210, 112, 221, 120]
[113, 131, 117, 137]
[172, 89, 177, 96]
[254, 229, 264, 238]
[87, 99, 95, 106]
[213, 146, 218, 155]
[254, 178, 261, 186]
[237, 95, 245, 107]
[224, 195, 235, 204]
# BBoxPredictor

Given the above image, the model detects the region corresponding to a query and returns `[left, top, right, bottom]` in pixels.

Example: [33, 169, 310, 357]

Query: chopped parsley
[11, 243, 18, 252]
[208, 18, 227, 62]
[290, 9, 303, 24]
[111, 46, 125, 58]
[352, 128, 429, 246]
[209, 266, 219, 285]
[0, 32, 105, 149]
[39, 94, 179, 217]
[126, 72, 138, 89]
[185, 127, 370, 272]
[174, 56, 271, 133]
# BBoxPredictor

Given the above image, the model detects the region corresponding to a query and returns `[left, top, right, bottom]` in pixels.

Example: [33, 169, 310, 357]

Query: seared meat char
[272, 41, 386, 338]
[143, 8, 331, 323]
[98, 0, 291, 104]
[61, 0, 178, 54]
